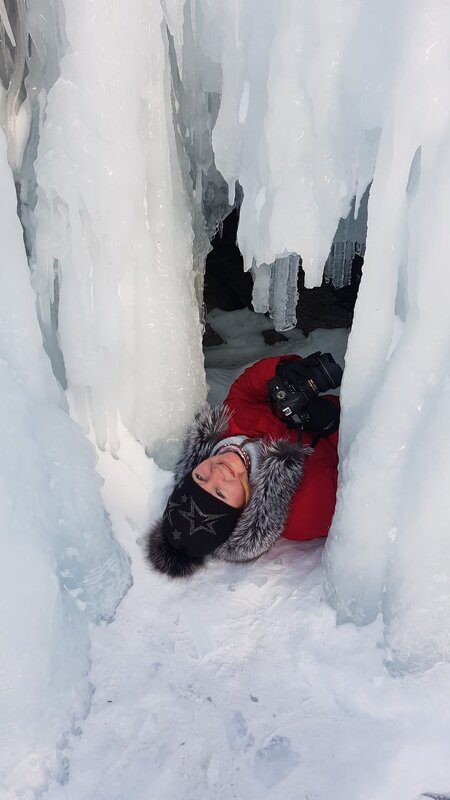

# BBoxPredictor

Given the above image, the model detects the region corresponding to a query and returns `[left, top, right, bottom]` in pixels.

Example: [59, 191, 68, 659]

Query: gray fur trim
[174, 405, 230, 482]
[214, 439, 307, 563]
[144, 518, 204, 578]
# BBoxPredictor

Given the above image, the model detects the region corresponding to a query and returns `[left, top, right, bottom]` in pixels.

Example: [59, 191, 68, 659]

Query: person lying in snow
[145, 352, 342, 578]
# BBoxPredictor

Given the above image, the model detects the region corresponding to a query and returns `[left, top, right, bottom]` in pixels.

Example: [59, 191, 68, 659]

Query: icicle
[0, 0, 16, 47]
[323, 192, 369, 289]
[251, 260, 271, 315]
[0, 0, 30, 170]
[267, 255, 299, 332]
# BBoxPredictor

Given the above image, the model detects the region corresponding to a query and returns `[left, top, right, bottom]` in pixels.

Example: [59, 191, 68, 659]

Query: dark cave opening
[203, 207, 363, 349]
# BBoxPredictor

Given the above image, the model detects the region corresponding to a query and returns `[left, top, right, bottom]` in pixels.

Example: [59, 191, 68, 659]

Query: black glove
[302, 398, 340, 436]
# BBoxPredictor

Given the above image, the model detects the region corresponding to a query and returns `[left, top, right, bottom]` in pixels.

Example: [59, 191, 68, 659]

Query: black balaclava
[162, 474, 241, 558]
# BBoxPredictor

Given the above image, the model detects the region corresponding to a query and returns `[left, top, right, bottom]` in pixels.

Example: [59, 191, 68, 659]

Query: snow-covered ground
[46, 311, 450, 800]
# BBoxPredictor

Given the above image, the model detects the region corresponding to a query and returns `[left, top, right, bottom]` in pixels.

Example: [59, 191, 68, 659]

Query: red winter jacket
[224, 355, 339, 541]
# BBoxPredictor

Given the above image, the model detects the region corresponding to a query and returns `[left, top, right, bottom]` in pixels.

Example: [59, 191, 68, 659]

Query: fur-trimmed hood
[144, 405, 309, 577]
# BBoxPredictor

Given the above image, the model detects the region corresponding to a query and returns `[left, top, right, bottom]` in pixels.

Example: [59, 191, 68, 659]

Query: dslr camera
[267, 352, 342, 429]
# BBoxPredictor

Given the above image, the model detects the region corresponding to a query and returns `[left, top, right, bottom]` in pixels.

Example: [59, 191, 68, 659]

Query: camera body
[267, 352, 342, 429]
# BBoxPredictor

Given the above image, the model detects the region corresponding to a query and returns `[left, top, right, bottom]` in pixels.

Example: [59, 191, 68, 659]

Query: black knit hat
[146, 474, 241, 578]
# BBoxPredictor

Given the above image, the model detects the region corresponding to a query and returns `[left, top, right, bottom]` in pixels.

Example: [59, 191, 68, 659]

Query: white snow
[42, 313, 450, 800]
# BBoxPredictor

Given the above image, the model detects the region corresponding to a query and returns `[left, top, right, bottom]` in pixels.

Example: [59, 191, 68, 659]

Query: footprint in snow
[253, 735, 300, 788]
[224, 711, 254, 755]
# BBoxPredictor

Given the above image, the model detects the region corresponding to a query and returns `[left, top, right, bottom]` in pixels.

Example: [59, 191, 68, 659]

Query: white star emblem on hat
[178, 496, 228, 537]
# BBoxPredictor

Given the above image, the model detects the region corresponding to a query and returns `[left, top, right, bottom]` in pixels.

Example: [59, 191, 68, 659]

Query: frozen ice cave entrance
[1, 0, 450, 794]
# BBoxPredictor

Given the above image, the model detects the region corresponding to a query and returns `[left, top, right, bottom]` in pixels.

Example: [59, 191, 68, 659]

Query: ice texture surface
[32, 0, 206, 467]
[190, 0, 386, 322]
[323, 0, 450, 672]
[0, 128, 131, 796]
[195, 0, 379, 285]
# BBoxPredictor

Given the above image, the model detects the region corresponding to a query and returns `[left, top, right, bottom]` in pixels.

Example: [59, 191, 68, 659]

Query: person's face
[192, 451, 249, 509]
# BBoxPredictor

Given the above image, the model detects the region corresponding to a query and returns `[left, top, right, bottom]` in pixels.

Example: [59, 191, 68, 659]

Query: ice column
[0, 125, 131, 796]
[252, 255, 299, 332]
[32, 0, 206, 467]
[323, 0, 450, 673]
[323, 191, 369, 290]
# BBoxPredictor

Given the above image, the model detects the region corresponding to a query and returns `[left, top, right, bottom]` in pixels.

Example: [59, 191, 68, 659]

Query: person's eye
[216, 489, 226, 499]
[195, 473, 206, 482]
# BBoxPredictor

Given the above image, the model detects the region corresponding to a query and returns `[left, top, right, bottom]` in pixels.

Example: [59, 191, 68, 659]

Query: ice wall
[0, 5, 132, 792]
[0, 125, 131, 796]
[323, 0, 450, 673]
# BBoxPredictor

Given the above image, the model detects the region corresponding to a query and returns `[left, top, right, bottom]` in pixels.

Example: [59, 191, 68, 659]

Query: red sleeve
[282, 434, 338, 541]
